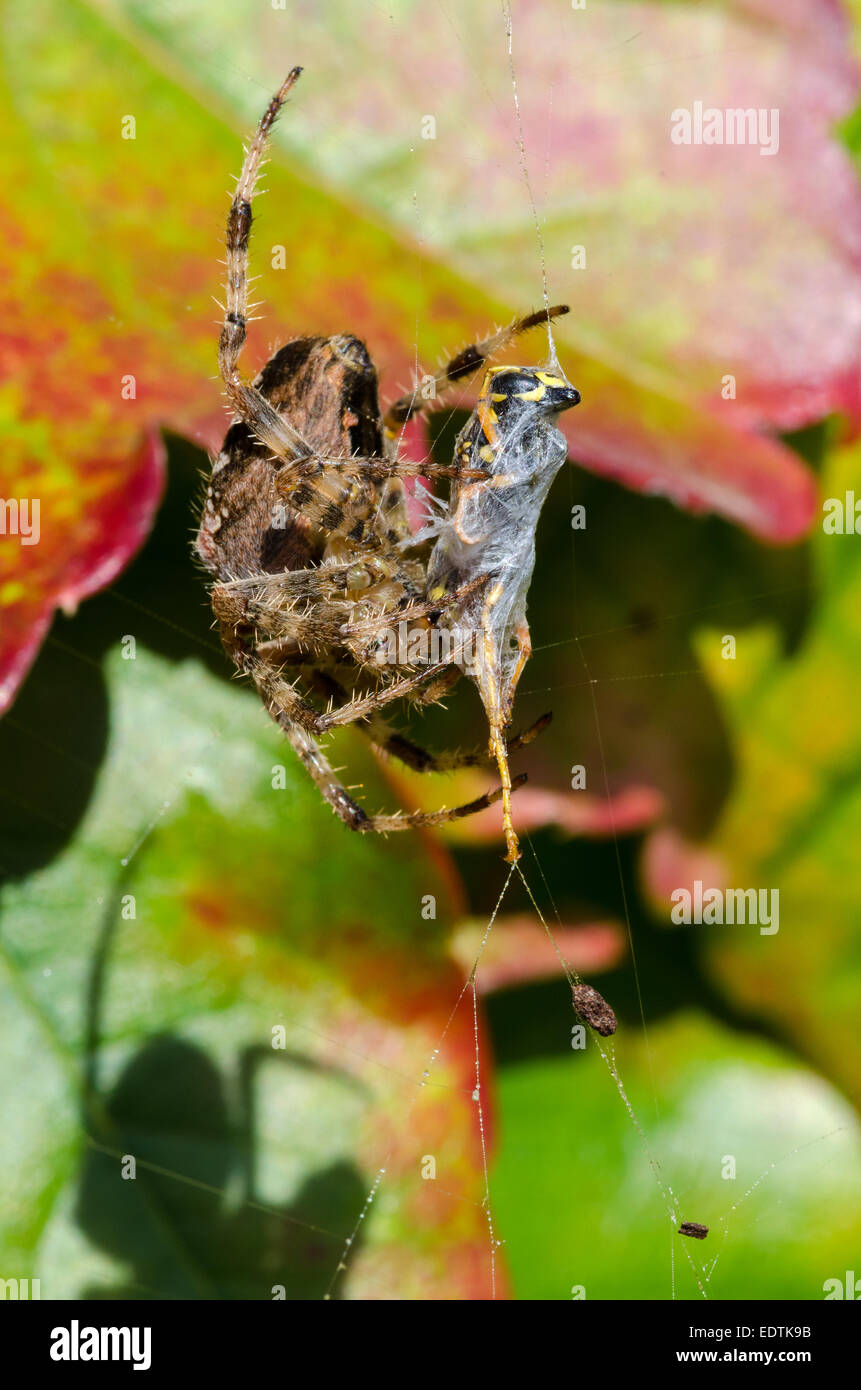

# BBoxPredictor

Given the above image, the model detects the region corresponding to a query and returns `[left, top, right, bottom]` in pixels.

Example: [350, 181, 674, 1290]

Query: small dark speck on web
[679, 1222, 709, 1240]
[628, 604, 657, 634]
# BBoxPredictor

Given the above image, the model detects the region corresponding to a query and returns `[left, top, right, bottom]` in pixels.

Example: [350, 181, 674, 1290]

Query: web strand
[323, 863, 517, 1299]
[502, 0, 554, 354]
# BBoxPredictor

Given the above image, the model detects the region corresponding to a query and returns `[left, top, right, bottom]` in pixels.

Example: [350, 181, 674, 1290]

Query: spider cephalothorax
[195, 69, 579, 861]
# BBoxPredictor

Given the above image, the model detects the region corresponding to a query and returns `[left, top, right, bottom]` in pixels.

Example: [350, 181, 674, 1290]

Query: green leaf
[0, 641, 496, 1298]
[493, 1012, 860, 1300]
[691, 440, 861, 1107]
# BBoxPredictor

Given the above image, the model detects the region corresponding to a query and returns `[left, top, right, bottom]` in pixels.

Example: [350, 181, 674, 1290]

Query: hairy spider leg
[308, 673, 552, 774]
[274, 708, 526, 834]
[382, 304, 570, 443]
[274, 453, 487, 555]
[219, 67, 316, 470]
[228, 572, 485, 674]
[244, 616, 462, 736]
[218, 66, 488, 548]
[218, 558, 406, 601]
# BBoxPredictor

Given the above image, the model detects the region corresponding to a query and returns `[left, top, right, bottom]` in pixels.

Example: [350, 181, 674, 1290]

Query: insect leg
[474, 583, 523, 863]
[503, 619, 533, 723]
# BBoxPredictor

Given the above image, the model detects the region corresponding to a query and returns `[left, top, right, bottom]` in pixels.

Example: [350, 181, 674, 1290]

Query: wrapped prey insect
[423, 354, 581, 862]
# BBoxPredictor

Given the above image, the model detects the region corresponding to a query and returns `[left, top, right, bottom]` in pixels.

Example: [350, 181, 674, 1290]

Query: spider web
[6, 0, 858, 1304]
[123, 0, 857, 1303]
[309, 0, 854, 1301]
[9, 601, 847, 1301]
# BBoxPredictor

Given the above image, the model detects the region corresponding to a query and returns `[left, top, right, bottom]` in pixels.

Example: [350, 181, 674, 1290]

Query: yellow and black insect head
[482, 366, 581, 419]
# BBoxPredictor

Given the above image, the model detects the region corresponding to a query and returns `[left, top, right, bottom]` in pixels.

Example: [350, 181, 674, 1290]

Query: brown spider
[196, 69, 580, 862]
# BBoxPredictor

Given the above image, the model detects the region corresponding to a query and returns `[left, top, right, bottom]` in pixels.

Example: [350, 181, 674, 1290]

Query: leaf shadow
[0, 434, 228, 890]
[76, 886, 367, 1300]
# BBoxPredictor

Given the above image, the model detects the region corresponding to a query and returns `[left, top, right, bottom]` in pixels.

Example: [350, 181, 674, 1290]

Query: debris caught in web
[679, 1222, 709, 1240]
[572, 983, 617, 1036]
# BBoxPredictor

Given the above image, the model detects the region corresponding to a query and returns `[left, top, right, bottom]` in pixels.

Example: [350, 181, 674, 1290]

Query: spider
[196, 69, 580, 862]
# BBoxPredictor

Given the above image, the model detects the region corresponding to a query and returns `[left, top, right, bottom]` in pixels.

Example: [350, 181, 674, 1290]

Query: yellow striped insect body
[425, 360, 580, 862]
